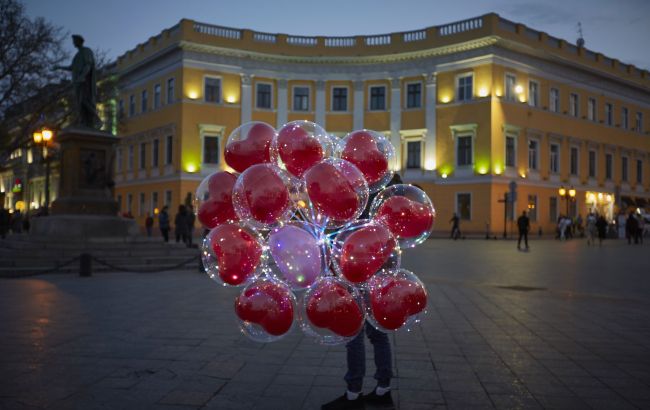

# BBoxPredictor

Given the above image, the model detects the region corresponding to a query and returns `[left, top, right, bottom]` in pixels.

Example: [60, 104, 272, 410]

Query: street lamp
[558, 185, 576, 216]
[33, 127, 54, 215]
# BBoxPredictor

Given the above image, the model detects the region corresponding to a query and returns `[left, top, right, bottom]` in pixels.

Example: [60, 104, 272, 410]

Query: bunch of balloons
[196, 120, 435, 345]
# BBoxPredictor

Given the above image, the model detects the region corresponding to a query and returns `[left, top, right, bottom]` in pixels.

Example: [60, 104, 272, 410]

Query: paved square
[1, 238, 649, 409]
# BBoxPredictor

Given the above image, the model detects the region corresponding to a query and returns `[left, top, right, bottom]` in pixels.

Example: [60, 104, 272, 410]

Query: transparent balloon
[267, 221, 327, 290]
[299, 275, 365, 345]
[370, 184, 435, 248]
[339, 129, 395, 193]
[271, 120, 334, 179]
[232, 163, 296, 230]
[201, 221, 266, 287]
[330, 220, 400, 285]
[235, 276, 297, 342]
[194, 171, 239, 229]
[365, 269, 428, 333]
[224, 121, 276, 173]
[299, 158, 369, 229]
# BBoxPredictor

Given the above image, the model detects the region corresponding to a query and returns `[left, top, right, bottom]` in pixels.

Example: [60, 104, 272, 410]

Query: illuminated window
[549, 143, 559, 173]
[406, 83, 422, 108]
[569, 93, 579, 117]
[256, 83, 272, 109]
[457, 74, 473, 102]
[293, 86, 310, 111]
[369, 86, 386, 110]
[528, 81, 539, 107]
[332, 87, 348, 111]
[505, 74, 516, 101]
[204, 77, 221, 103]
[528, 140, 538, 170]
[406, 141, 421, 169]
[527, 195, 537, 222]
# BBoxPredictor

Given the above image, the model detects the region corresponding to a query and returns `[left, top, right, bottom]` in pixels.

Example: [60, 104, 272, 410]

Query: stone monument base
[30, 215, 138, 239]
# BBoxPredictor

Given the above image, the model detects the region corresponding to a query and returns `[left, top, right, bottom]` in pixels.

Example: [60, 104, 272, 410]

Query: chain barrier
[90, 254, 200, 274]
[2, 256, 80, 278]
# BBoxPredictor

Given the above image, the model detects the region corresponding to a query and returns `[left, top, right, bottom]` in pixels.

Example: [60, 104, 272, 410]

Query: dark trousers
[160, 228, 169, 242]
[518, 230, 529, 248]
[344, 322, 392, 392]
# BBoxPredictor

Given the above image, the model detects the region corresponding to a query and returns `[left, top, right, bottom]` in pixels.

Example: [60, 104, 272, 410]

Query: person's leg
[517, 232, 522, 248]
[524, 231, 529, 249]
[366, 323, 392, 388]
[343, 330, 366, 394]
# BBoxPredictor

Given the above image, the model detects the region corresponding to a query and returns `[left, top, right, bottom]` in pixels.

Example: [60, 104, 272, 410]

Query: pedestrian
[0, 207, 10, 239]
[626, 211, 639, 245]
[145, 212, 154, 237]
[595, 214, 608, 246]
[575, 213, 584, 237]
[322, 174, 402, 410]
[585, 211, 597, 246]
[517, 210, 530, 250]
[10, 210, 23, 234]
[636, 213, 645, 244]
[159, 206, 170, 242]
[174, 205, 189, 244]
[559, 216, 571, 241]
[186, 205, 196, 248]
[449, 213, 460, 240]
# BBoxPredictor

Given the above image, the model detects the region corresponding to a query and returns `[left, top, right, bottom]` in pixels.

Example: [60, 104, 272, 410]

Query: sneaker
[364, 390, 394, 409]
[322, 393, 365, 410]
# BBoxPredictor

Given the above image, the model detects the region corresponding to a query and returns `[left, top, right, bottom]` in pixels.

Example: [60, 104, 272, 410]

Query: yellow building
[114, 13, 650, 235]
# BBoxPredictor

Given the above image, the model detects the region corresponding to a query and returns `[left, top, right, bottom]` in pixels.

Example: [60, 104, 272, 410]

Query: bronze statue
[54, 35, 101, 128]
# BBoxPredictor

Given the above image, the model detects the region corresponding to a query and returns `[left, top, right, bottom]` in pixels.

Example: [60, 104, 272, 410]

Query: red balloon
[277, 124, 323, 178]
[235, 281, 294, 336]
[241, 165, 291, 224]
[375, 196, 433, 238]
[198, 172, 238, 229]
[225, 123, 274, 173]
[370, 277, 427, 330]
[305, 161, 361, 223]
[210, 223, 262, 286]
[341, 131, 388, 185]
[340, 225, 396, 283]
[306, 281, 364, 337]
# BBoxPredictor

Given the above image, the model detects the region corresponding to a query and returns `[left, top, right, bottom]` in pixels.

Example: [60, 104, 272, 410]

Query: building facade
[114, 13, 650, 234]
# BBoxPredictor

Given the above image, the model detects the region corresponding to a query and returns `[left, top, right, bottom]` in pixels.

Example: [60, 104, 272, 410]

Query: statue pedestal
[31, 126, 137, 238]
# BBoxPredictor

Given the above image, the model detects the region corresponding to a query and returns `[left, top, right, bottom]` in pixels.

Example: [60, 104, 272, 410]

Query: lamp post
[33, 127, 53, 215]
[558, 185, 576, 217]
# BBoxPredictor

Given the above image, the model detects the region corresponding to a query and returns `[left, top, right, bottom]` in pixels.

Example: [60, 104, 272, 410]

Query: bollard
[80, 253, 92, 277]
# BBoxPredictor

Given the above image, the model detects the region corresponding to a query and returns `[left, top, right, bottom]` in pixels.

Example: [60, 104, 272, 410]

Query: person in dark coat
[174, 205, 189, 244]
[10, 210, 23, 234]
[626, 212, 639, 245]
[186, 205, 196, 248]
[0, 207, 10, 239]
[145, 213, 154, 237]
[517, 210, 530, 250]
[595, 214, 608, 247]
[159, 206, 170, 242]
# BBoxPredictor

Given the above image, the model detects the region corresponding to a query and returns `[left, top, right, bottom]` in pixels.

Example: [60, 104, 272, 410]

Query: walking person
[0, 207, 10, 239]
[626, 211, 639, 245]
[186, 205, 196, 248]
[585, 211, 597, 246]
[517, 210, 530, 251]
[145, 212, 154, 237]
[636, 213, 645, 244]
[10, 210, 23, 234]
[174, 205, 189, 244]
[449, 213, 461, 240]
[159, 206, 170, 242]
[595, 214, 608, 247]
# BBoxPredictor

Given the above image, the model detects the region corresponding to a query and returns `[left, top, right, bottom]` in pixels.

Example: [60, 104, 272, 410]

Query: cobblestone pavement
[0, 238, 649, 409]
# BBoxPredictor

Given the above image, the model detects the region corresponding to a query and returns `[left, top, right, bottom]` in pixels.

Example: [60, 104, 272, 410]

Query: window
[527, 195, 537, 222]
[406, 83, 422, 108]
[139, 193, 145, 217]
[588, 150, 596, 178]
[293, 86, 310, 111]
[528, 140, 538, 170]
[569, 93, 579, 117]
[116, 148, 123, 172]
[622, 156, 628, 182]
[152, 139, 159, 167]
[637, 160, 643, 184]
[165, 190, 172, 207]
[141, 90, 148, 113]
[332, 87, 348, 111]
[127, 193, 133, 213]
[605, 103, 613, 126]
[116, 195, 122, 211]
[457, 74, 473, 102]
[622, 107, 629, 129]
[165, 135, 173, 165]
[456, 193, 471, 220]
[204, 77, 221, 103]
[129, 94, 135, 117]
[369, 86, 386, 110]
[457, 136, 472, 166]
[406, 141, 421, 169]
[505, 74, 516, 101]
[505, 136, 516, 167]
[528, 81, 539, 107]
[152, 192, 159, 214]
[549, 197, 558, 223]
[118, 99, 124, 118]
[636, 112, 643, 132]
[127, 145, 134, 171]
[167, 78, 175, 104]
[550, 88, 559, 112]
[139, 142, 146, 170]
[587, 98, 596, 121]
[605, 153, 612, 179]
[570, 147, 578, 176]
[153, 84, 161, 109]
[256, 83, 272, 109]
[549, 144, 560, 173]
[203, 135, 220, 164]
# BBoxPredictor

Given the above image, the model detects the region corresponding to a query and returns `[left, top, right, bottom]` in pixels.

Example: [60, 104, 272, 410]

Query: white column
[277, 79, 288, 127]
[353, 80, 364, 130]
[390, 78, 402, 171]
[240, 74, 252, 124]
[424, 73, 437, 171]
[315, 80, 326, 126]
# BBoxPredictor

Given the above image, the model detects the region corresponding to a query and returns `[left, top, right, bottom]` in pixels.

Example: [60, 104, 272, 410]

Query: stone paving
[0, 238, 649, 409]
